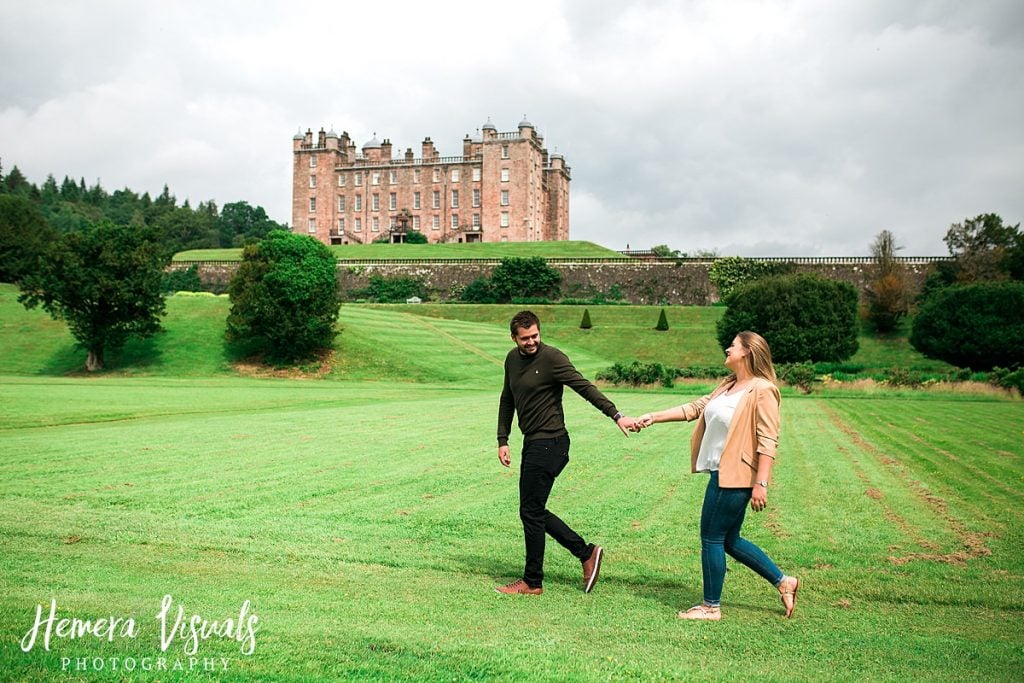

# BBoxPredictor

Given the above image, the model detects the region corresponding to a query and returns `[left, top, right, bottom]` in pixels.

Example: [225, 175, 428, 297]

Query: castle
[292, 118, 570, 245]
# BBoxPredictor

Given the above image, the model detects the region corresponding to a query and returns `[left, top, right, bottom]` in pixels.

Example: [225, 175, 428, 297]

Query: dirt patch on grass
[233, 350, 336, 379]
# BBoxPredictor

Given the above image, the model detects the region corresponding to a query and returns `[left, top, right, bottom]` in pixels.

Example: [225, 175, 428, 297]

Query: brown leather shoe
[582, 545, 604, 593]
[495, 579, 542, 595]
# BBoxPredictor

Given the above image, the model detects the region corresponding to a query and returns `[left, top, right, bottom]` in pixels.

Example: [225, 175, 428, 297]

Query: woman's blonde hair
[735, 330, 777, 383]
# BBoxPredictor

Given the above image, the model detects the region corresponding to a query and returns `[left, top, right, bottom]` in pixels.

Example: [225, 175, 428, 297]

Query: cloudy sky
[1, 0, 1021, 256]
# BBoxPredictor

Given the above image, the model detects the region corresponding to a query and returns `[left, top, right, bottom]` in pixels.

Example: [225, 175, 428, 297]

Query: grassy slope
[174, 240, 623, 262]
[0, 285, 951, 380]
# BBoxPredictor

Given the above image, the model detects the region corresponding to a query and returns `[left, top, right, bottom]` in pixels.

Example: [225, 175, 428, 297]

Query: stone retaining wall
[172, 259, 938, 305]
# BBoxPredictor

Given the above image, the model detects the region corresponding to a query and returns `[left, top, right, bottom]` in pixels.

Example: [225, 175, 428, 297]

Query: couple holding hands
[495, 311, 798, 620]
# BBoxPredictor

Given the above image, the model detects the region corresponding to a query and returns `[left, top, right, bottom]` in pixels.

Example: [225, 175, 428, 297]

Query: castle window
[389, 217, 396, 229]
[389, 170, 398, 184]
[413, 192, 421, 209]
[451, 190, 459, 208]
[501, 168, 510, 182]
[354, 173, 362, 186]
[354, 218, 362, 232]
[500, 190, 509, 206]
[309, 198, 316, 212]
[389, 193, 397, 210]
[501, 145, 509, 159]
[372, 172, 380, 186]
[472, 168, 481, 182]
[472, 213, 480, 228]
[432, 215, 440, 230]
[451, 214, 459, 229]
[473, 189, 480, 207]
[372, 194, 380, 211]
[500, 212, 509, 227]
[338, 196, 346, 212]
[338, 174, 346, 187]
[432, 191, 440, 209]
[433, 168, 441, 183]
[309, 175, 316, 188]
[308, 218, 317, 232]
[338, 218, 345, 232]
[372, 217, 380, 232]
[451, 169, 460, 182]
[412, 216, 420, 230]
[354, 195, 362, 211]
[413, 169, 421, 183]
[309, 156, 317, 168]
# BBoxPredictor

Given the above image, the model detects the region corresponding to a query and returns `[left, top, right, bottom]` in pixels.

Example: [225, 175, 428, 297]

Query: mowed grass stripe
[2, 385, 1023, 679]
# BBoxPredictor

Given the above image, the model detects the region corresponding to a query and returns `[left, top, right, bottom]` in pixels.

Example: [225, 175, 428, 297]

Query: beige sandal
[677, 604, 721, 621]
[779, 576, 800, 618]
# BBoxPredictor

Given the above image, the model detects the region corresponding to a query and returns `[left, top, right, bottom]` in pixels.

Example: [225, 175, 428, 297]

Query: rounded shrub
[716, 273, 859, 363]
[910, 281, 1024, 371]
[226, 230, 340, 364]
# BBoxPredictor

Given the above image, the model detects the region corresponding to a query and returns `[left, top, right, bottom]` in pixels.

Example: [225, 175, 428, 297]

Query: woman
[637, 331, 799, 620]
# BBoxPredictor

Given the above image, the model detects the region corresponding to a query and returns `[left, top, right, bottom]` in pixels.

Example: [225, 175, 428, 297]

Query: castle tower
[292, 119, 571, 245]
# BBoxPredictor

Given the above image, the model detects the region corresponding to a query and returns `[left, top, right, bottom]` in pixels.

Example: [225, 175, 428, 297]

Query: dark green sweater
[497, 343, 619, 446]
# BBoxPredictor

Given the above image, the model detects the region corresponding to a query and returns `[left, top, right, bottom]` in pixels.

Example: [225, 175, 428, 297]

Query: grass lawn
[0, 283, 1020, 680]
[173, 241, 623, 262]
[1, 379, 1022, 681]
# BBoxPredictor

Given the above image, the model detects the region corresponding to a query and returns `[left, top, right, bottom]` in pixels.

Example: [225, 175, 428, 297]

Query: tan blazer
[681, 377, 781, 488]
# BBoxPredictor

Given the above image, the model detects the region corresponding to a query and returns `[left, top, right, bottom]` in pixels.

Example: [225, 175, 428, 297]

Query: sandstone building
[292, 118, 570, 245]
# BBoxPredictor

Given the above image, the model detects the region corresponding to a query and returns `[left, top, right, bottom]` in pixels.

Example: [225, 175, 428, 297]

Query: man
[496, 310, 637, 595]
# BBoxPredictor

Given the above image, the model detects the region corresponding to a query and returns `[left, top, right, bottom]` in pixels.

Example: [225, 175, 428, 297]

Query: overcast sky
[2, 0, 1021, 256]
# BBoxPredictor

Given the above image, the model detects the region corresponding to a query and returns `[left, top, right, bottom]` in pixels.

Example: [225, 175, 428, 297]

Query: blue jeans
[699, 471, 784, 607]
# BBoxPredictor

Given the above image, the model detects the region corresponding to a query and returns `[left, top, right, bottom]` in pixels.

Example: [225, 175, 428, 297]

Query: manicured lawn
[1, 282, 1019, 680]
[1, 378, 1021, 681]
[0, 284, 951, 380]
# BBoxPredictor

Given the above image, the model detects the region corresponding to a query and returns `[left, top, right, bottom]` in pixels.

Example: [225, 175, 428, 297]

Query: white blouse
[694, 389, 746, 472]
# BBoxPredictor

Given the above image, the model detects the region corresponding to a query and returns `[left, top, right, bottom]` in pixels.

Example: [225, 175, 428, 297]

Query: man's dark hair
[510, 310, 540, 336]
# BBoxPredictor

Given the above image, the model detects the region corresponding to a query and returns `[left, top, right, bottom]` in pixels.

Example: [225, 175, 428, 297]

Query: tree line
[0, 161, 287, 263]
[0, 161, 290, 370]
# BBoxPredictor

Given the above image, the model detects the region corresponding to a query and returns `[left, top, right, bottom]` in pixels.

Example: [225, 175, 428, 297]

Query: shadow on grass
[37, 336, 165, 375]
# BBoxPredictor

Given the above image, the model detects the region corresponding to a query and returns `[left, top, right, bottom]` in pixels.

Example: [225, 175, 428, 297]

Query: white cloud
[2, 0, 1021, 254]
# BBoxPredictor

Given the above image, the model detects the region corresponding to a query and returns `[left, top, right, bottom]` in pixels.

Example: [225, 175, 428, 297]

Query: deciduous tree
[18, 220, 169, 371]
[863, 230, 908, 333]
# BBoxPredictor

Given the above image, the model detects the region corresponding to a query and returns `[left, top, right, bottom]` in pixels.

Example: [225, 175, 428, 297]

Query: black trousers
[519, 435, 592, 588]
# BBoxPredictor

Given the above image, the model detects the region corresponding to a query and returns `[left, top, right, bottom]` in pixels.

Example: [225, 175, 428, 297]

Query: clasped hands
[616, 413, 655, 435]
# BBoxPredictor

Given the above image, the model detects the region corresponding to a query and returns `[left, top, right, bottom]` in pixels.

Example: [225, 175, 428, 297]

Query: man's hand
[498, 445, 511, 467]
[615, 416, 639, 436]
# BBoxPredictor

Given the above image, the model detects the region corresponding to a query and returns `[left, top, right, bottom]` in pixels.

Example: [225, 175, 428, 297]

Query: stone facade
[292, 119, 570, 246]
[173, 258, 940, 305]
